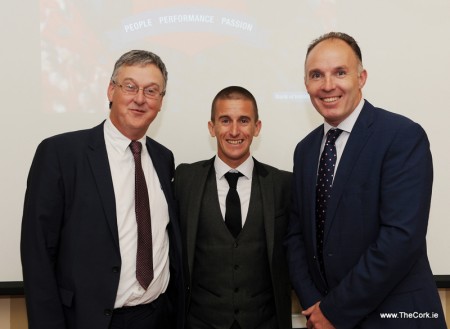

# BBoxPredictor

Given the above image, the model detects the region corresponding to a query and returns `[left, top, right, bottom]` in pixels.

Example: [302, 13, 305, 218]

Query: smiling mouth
[321, 96, 341, 103]
[227, 139, 243, 145]
[131, 108, 146, 113]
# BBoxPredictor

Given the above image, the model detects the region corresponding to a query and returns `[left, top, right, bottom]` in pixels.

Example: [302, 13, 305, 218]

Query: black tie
[224, 172, 243, 238]
[316, 129, 343, 280]
[130, 141, 153, 289]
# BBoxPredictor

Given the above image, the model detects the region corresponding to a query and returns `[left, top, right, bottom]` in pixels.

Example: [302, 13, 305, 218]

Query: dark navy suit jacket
[21, 122, 185, 329]
[285, 100, 446, 328]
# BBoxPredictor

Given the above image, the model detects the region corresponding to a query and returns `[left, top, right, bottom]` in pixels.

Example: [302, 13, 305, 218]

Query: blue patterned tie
[130, 141, 153, 289]
[316, 129, 343, 280]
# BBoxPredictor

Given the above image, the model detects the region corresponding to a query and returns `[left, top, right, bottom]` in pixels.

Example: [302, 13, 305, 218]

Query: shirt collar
[214, 155, 254, 180]
[104, 118, 147, 154]
[323, 98, 365, 134]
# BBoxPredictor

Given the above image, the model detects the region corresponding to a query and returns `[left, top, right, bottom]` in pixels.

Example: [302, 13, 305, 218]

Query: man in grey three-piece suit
[175, 86, 292, 329]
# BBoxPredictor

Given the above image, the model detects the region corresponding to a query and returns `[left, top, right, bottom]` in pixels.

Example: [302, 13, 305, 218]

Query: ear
[304, 76, 311, 95]
[107, 81, 115, 102]
[208, 121, 216, 137]
[358, 69, 368, 89]
[254, 120, 262, 137]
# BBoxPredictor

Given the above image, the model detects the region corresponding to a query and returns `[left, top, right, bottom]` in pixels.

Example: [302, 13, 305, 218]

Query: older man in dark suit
[21, 50, 184, 329]
[285, 32, 446, 329]
[175, 86, 292, 329]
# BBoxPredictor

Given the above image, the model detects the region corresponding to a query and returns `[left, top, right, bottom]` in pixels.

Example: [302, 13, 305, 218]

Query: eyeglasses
[112, 80, 165, 99]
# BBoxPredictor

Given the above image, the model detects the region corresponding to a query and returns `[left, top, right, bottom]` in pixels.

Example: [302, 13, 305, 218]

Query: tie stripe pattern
[224, 172, 243, 238]
[316, 128, 343, 280]
[130, 141, 154, 289]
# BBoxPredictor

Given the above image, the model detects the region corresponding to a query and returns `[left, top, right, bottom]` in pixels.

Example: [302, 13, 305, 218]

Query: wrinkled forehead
[115, 64, 165, 87]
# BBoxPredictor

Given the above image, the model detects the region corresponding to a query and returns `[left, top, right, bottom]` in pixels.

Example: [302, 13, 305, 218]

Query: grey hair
[110, 50, 168, 90]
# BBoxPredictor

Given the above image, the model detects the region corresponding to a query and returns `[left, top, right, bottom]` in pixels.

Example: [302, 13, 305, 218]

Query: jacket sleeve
[284, 144, 324, 309]
[20, 139, 67, 328]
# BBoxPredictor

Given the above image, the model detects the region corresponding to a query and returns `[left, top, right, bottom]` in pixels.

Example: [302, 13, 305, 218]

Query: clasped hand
[302, 301, 335, 329]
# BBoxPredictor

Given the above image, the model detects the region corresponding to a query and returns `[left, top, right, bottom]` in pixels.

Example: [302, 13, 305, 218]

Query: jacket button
[234, 309, 240, 314]
[327, 253, 333, 257]
[234, 265, 239, 270]
[112, 266, 120, 273]
[104, 309, 113, 316]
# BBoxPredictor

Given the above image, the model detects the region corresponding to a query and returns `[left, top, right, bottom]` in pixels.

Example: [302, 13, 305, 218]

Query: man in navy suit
[284, 32, 446, 329]
[21, 50, 184, 329]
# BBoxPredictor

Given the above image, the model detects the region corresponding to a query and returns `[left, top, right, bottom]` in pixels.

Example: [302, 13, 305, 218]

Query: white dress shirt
[104, 118, 170, 308]
[214, 155, 254, 226]
[320, 98, 365, 175]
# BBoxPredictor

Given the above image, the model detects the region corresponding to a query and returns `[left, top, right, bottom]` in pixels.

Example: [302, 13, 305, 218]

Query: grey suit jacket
[174, 157, 292, 329]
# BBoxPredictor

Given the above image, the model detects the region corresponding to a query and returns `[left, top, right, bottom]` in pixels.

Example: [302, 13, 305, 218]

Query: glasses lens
[123, 83, 138, 94]
[115, 81, 162, 99]
[144, 88, 158, 98]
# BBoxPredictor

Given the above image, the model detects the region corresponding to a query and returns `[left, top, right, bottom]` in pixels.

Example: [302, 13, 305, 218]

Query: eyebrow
[217, 115, 252, 121]
[307, 65, 350, 75]
[121, 78, 162, 89]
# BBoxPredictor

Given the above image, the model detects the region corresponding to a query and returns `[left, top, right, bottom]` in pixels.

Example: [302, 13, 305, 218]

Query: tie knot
[325, 128, 343, 146]
[224, 172, 242, 189]
[130, 141, 142, 155]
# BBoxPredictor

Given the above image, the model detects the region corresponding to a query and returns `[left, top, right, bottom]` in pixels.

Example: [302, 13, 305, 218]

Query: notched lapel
[324, 103, 376, 241]
[254, 160, 275, 264]
[306, 127, 325, 252]
[145, 139, 172, 205]
[87, 124, 119, 251]
[186, 159, 214, 275]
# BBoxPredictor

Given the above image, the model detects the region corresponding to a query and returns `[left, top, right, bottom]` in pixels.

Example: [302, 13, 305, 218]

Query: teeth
[228, 140, 243, 145]
[322, 97, 340, 103]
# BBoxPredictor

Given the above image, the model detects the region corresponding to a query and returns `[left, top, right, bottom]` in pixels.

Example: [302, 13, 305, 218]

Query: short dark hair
[211, 86, 259, 121]
[110, 50, 168, 90]
[306, 32, 362, 65]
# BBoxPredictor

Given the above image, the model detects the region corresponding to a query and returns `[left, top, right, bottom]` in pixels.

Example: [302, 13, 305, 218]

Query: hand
[302, 302, 335, 329]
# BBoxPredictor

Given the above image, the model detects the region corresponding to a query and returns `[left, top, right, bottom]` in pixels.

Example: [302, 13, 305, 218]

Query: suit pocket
[274, 209, 288, 234]
[274, 209, 287, 218]
[196, 283, 222, 298]
[59, 287, 74, 307]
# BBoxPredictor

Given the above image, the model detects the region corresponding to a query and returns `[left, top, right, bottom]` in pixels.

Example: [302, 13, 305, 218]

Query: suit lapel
[324, 102, 375, 241]
[254, 159, 275, 266]
[306, 127, 326, 252]
[186, 158, 215, 276]
[145, 138, 173, 213]
[86, 122, 120, 251]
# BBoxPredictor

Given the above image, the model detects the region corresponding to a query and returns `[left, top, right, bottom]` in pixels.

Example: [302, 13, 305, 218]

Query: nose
[230, 122, 239, 136]
[133, 89, 146, 104]
[323, 74, 335, 91]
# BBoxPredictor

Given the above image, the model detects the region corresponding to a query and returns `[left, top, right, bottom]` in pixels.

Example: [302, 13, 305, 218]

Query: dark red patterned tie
[130, 141, 153, 289]
[316, 129, 343, 280]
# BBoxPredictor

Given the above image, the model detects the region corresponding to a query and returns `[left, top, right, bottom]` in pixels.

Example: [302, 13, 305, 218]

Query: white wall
[1, 0, 450, 282]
